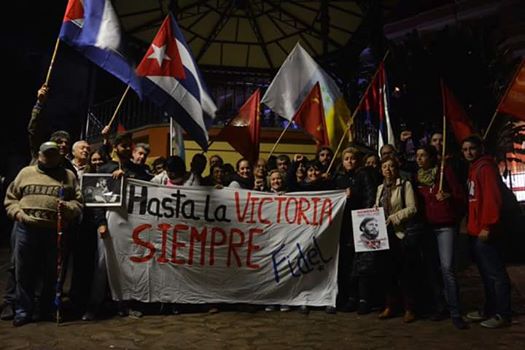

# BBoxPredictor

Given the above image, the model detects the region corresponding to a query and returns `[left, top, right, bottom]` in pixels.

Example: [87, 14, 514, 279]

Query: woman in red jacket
[415, 145, 467, 329]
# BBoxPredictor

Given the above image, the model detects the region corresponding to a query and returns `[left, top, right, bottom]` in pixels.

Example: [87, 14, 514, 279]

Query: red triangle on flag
[136, 15, 185, 79]
[293, 82, 328, 147]
[63, 0, 84, 22]
[219, 89, 261, 162]
[117, 122, 127, 133]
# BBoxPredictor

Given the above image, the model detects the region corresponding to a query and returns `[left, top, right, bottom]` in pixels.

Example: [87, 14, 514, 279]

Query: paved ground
[0, 244, 524, 349]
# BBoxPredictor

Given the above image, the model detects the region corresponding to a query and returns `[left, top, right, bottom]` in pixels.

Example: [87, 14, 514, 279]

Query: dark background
[0, 1, 522, 181]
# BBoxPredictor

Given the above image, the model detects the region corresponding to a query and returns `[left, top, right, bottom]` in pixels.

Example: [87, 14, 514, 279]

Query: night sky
[0, 2, 123, 180]
[0, 1, 515, 181]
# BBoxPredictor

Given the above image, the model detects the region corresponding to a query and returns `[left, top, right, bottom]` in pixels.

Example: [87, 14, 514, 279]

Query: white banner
[105, 179, 346, 306]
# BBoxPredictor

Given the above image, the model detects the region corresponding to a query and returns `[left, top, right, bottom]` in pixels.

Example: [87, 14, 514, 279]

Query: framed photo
[351, 208, 389, 252]
[81, 173, 124, 207]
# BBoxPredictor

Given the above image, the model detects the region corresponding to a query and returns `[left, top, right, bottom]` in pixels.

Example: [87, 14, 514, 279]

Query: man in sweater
[462, 136, 511, 328]
[4, 141, 83, 327]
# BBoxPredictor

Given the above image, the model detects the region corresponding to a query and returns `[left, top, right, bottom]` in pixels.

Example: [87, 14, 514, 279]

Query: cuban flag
[59, 0, 142, 97]
[376, 63, 395, 154]
[136, 13, 217, 151]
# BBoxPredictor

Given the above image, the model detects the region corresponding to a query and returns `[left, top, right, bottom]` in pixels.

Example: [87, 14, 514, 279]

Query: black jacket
[93, 160, 152, 227]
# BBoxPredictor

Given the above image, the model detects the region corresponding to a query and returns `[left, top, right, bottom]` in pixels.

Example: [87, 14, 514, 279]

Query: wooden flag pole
[438, 79, 447, 192]
[107, 85, 131, 130]
[44, 38, 61, 86]
[483, 60, 524, 139]
[325, 118, 352, 174]
[205, 139, 216, 151]
[483, 108, 500, 140]
[268, 121, 293, 159]
[326, 50, 391, 175]
[169, 118, 174, 156]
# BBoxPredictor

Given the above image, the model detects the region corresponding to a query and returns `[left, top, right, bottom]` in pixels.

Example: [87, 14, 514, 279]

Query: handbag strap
[400, 179, 406, 209]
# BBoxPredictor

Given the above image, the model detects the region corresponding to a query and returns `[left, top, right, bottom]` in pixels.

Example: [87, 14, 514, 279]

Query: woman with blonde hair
[334, 147, 377, 314]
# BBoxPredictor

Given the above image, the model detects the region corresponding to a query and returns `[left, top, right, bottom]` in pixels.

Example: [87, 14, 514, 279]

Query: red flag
[442, 81, 474, 142]
[63, 0, 83, 22]
[117, 122, 126, 133]
[219, 89, 261, 162]
[499, 59, 525, 121]
[361, 66, 382, 115]
[293, 83, 328, 147]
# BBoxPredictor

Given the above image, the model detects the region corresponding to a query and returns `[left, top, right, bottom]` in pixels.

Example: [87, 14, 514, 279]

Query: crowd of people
[0, 85, 513, 330]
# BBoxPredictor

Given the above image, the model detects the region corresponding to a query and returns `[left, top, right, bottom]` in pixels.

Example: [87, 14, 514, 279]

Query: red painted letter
[246, 228, 264, 269]
[171, 224, 188, 265]
[227, 228, 245, 267]
[157, 223, 171, 263]
[188, 226, 207, 266]
[130, 224, 155, 263]
[209, 227, 226, 266]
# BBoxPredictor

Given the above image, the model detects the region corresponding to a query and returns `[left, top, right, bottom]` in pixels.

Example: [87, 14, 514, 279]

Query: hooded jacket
[467, 155, 502, 236]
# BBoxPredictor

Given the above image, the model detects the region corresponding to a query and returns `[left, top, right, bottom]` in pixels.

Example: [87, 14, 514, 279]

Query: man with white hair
[71, 140, 91, 177]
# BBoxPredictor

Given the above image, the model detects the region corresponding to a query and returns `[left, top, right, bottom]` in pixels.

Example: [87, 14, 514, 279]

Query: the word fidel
[270, 237, 333, 283]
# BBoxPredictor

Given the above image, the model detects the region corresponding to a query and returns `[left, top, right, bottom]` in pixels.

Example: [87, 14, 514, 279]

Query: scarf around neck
[417, 166, 438, 187]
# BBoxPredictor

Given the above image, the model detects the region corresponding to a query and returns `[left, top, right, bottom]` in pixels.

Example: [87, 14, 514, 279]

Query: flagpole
[326, 119, 352, 174]
[55, 185, 65, 326]
[268, 121, 293, 159]
[170, 118, 174, 156]
[326, 50, 390, 174]
[483, 60, 524, 139]
[439, 79, 447, 192]
[44, 38, 61, 86]
[107, 85, 131, 130]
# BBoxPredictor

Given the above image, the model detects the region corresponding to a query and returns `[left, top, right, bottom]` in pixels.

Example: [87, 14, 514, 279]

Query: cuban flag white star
[148, 44, 171, 67]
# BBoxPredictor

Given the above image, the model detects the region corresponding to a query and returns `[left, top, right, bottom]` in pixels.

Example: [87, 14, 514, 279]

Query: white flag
[261, 43, 351, 148]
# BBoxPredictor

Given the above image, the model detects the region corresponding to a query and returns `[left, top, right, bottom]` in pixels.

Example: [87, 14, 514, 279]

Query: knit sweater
[4, 165, 83, 229]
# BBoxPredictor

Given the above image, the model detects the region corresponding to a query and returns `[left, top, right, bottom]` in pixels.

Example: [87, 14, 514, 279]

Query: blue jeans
[433, 226, 461, 318]
[3, 223, 17, 305]
[14, 223, 57, 320]
[469, 235, 512, 320]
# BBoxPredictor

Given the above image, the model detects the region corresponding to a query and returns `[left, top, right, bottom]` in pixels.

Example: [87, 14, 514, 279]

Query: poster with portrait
[351, 208, 389, 252]
[81, 174, 124, 207]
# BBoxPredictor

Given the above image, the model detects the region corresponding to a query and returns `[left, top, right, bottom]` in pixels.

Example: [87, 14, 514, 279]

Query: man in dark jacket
[90, 132, 151, 319]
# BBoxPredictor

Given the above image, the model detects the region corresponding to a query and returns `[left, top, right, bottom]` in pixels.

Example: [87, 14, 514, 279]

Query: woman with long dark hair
[228, 159, 254, 189]
[415, 145, 467, 329]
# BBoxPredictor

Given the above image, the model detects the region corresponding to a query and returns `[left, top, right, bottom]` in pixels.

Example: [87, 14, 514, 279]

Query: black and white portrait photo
[351, 208, 389, 252]
[81, 174, 124, 207]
